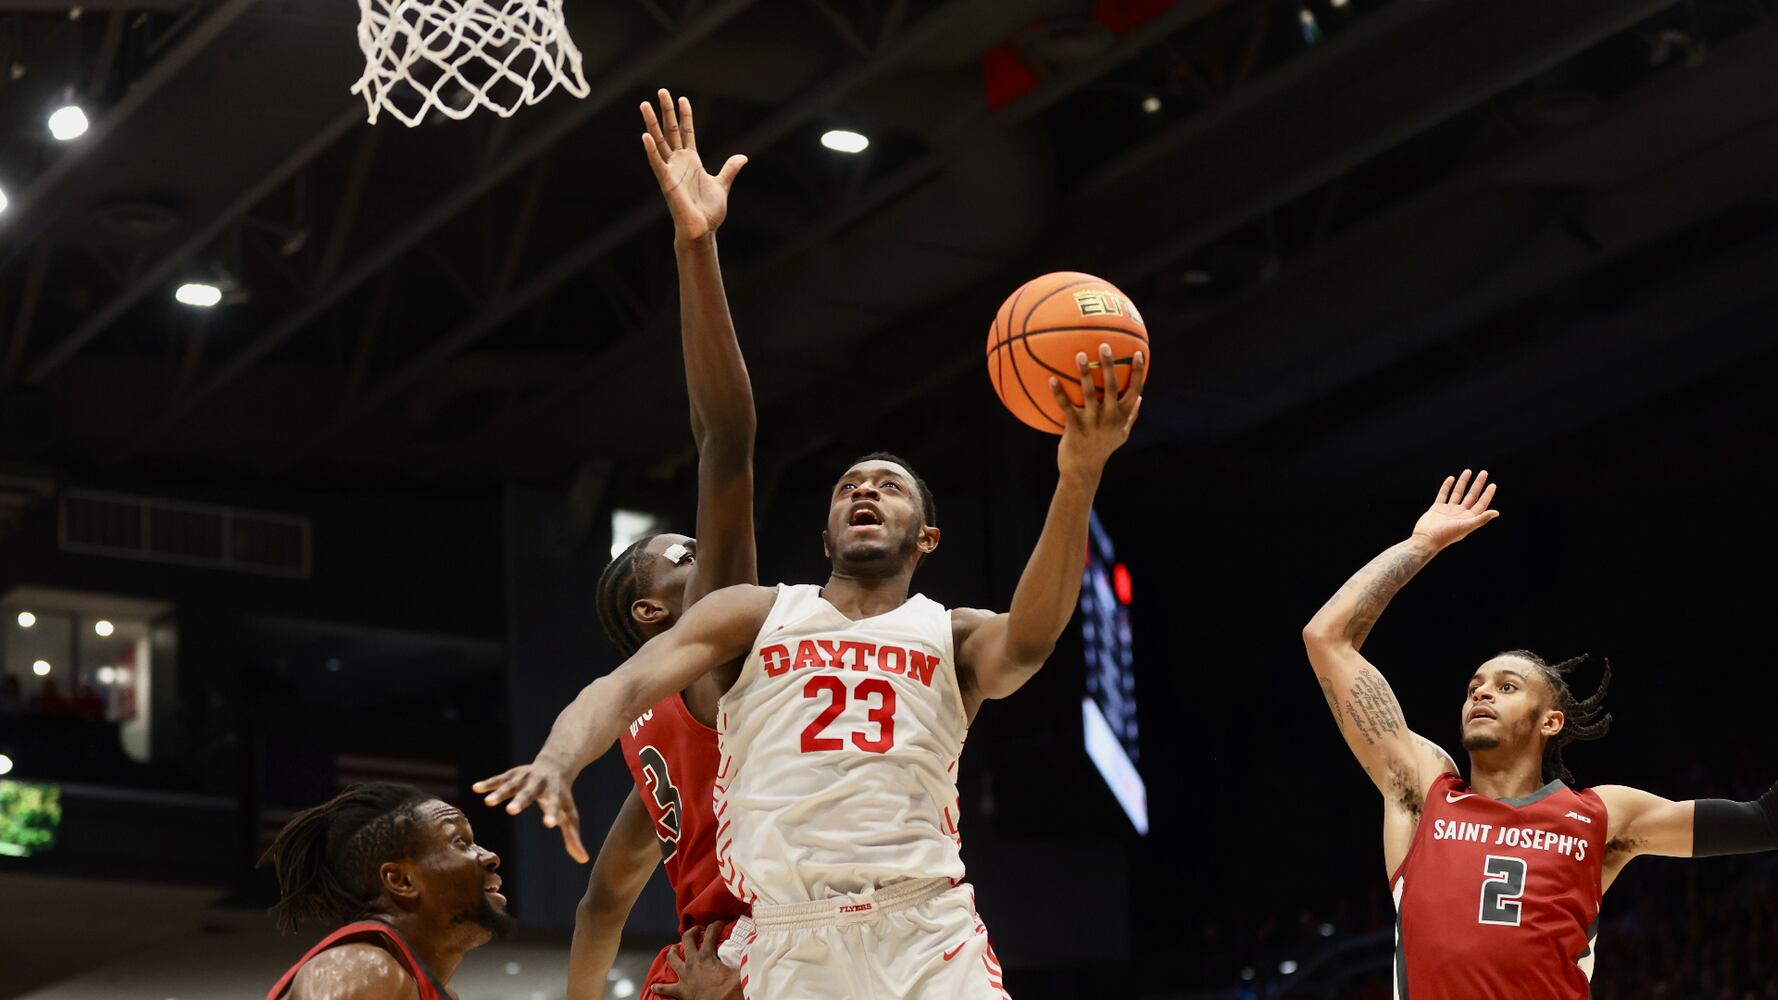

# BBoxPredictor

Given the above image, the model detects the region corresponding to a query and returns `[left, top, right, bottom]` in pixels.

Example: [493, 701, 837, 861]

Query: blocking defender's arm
[1302, 472, 1500, 800]
[640, 89, 757, 600]
[956, 345, 1145, 710]
[1594, 780, 1778, 889]
[474, 584, 776, 862]
[567, 790, 660, 1000]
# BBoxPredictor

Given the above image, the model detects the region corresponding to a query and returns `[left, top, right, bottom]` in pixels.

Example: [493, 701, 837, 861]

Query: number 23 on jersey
[800, 676, 897, 753]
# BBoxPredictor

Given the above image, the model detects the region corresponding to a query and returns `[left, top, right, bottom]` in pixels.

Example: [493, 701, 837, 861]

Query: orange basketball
[985, 271, 1149, 434]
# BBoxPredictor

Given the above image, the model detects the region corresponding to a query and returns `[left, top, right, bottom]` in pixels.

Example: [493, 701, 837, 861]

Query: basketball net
[352, 0, 591, 127]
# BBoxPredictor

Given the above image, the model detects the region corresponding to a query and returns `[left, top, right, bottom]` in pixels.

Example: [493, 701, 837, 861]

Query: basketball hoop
[352, 0, 591, 127]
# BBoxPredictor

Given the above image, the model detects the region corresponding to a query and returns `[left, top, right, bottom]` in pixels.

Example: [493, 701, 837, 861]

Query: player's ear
[379, 860, 421, 907]
[916, 525, 940, 555]
[632, 597, 669, 626]
[1541, 708, 1566, 739]
[821, 530, 831, 559]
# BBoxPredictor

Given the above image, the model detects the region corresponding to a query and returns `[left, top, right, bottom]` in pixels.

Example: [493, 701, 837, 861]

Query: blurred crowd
[0, 674, 106, 721]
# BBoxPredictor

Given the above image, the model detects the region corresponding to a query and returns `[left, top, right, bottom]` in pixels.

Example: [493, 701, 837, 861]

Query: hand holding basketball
[1049, 343, 1145, 479]
[641, 88, 747, 242]
[473, 760, 589, 863]
[1411, 469, 1500, 550]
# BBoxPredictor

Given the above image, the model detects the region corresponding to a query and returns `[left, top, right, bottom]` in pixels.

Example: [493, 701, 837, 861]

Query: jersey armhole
[718, 583, 789, 714]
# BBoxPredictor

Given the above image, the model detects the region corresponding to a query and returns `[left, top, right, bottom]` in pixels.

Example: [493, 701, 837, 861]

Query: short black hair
[1499, 650, 1613, 786]
[849, 451, 936, 526]
[596, 535, 660, 658]
[260, 782, 432, 934]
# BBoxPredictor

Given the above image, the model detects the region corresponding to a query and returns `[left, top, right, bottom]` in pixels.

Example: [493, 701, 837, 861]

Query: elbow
[1302, 621, 1341, 649]
[698, 419, 756, 461]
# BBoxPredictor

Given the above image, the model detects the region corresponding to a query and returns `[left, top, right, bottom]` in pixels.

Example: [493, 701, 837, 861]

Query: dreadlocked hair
[1501, 650, 1614, 786]
[596, 534, 660, 658]
[851, 451, 936, 526]
[260, 782, 431, 934]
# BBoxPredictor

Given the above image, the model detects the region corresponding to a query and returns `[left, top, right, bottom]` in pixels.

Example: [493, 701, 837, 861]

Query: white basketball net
[352, 0, 591, 127]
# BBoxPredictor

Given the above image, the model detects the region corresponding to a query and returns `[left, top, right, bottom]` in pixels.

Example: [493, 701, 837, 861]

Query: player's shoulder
[288, 942, 418, 1000]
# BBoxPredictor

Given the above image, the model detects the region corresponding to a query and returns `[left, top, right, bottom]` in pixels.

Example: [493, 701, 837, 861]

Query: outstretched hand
[472, 761, 588, 864]
[641, 88, 747, 243]
[1412, 469, 1500, 550]
[1047, 343, 1146, 479]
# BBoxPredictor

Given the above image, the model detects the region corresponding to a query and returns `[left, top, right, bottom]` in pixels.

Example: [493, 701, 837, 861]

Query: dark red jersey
[265, 921, 449, 1000]
[620, 691, 749, 932]
[1391, 773, 1606, 999]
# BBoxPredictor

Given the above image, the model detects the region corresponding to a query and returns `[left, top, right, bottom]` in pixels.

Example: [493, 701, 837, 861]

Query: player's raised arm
[474, 583, 775, 862]
[956, 345, 1144, 710]
[567, 790, 660, 1000]
[641, 88, 757, 600]
[1302, 471, 1499, 798]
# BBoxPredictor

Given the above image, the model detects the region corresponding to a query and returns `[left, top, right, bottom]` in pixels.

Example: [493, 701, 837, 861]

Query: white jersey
[714, 583, 969, 906]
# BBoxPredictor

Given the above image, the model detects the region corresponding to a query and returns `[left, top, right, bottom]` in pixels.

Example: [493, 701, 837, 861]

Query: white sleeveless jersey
[714, 584, 969, 906]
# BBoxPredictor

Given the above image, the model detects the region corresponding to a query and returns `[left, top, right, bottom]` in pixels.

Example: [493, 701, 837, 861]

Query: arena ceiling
[0, 0, 1773, 511]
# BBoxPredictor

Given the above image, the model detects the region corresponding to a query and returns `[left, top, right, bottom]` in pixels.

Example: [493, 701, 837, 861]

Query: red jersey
[620, 691, 749, 932]
[265, 921, 449, 1000]
[1392, 773, 1605, 999]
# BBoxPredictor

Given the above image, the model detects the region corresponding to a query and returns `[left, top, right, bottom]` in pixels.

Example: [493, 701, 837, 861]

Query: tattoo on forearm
[1344, 542, 1433, 646]
[1319, 677, 1339, 716]
[1345, 667, 1406, 746]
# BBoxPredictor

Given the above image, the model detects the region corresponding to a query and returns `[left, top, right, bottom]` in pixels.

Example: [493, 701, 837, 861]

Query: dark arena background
[1, 1, 1776, 998]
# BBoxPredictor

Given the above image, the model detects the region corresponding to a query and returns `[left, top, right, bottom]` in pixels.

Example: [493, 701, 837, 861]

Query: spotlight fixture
[48, 104, 89, 141]
[819, 129, 869, 154]
[94, 619, 114, 637]
[1140, 95, 1162, 114]
[175, 282, 223, 307]
[16, 611, 35, 628]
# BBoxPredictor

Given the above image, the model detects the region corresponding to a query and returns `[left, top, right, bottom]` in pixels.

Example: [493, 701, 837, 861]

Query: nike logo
[1446, 792, 1476, 803]
[943, 923, 988, 961]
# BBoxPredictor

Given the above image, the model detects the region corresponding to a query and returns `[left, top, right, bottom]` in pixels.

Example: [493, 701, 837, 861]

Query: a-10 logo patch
[1073, 290, 1126, 318]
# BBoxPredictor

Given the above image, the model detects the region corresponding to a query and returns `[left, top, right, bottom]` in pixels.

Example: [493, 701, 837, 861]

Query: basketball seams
[1006, 323, 1149, 345]
[992, 281, 1064, 430]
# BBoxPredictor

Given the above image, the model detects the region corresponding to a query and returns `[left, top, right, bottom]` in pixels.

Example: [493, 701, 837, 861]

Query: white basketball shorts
[736, 877, 1009, 1000]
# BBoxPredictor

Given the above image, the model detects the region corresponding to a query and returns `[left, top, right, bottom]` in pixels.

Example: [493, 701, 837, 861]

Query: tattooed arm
[1302, 471, 1499, 867]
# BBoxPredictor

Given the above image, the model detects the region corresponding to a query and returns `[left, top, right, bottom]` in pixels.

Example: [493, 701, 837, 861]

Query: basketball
[986, 271, 1150, 434]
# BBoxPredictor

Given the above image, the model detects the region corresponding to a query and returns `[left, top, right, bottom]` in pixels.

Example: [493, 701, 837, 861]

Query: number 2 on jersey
[1478, 855, 1527, 926]
[800, 676, 897, 753]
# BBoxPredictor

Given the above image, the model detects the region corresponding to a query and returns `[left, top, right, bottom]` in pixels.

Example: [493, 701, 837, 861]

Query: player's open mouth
[1466, 709, 1496, 723]
[848, 504, 883, 527]
[484, 877, 505, 905]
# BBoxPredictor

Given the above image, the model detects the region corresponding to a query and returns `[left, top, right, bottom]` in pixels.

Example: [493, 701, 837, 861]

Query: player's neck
[820, 570, 913, 620]
[378, 911, 471, 985]
[1465, 749, 1550, 801]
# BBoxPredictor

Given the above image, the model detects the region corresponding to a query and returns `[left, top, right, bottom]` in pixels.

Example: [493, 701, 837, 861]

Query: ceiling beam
[0, 0, 262, 263]
[429, 0, 1232, 474]
[100, 0, 763, 464]
[260, 0, 1026, 472]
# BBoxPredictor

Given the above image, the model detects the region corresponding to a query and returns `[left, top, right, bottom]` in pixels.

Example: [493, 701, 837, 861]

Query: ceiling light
[175, 282, 223, 307]
[1140, 95, 1162, 114]
[611, 979, 636, 999]
[32, 660, 51, 676]
[504, 962, 522, 976]
[1331, 0, 1349, 7]
[1280, 959, 1299, 975]
[16, 611, 35, 628]
[0, 754, 12, 776]
[48, 104, 89, 141]
[820, 129, 869, 154]
[94, 619, 114, 637]
[0, 184, 8, 214]
[97, 666, 116, 685]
